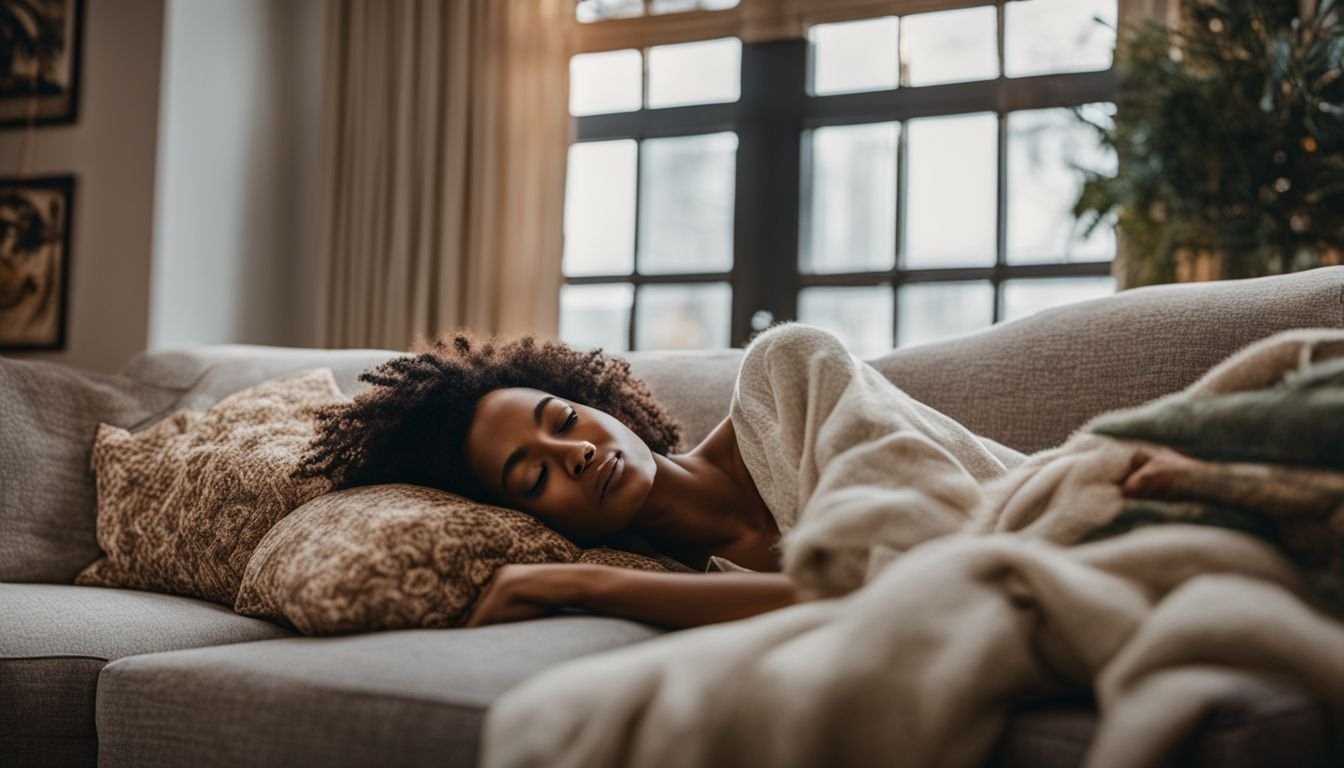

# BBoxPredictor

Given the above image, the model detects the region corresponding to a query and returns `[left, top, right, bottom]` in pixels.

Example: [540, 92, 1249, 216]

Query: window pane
[903, 6, 998, 87]
[577, 0, 643, 23]
[651, 0, 740, 11]
[1007, 104, 1117, 263]
[564, 140, 637, 277]
[635, 283, 732, 350]
[560, 284, 634, 351]
[638, 132, 737, 275]
[809, 17, 898, 96]
[570, 50, 642, 116]
[647, 38, 741, 108]
[897, 282, 994, 347]
[798, 286, 893, 358]
[1005, 0, 1117, 78]
[904, 113, 997, 268]
[802, 122, 898, 274]
[1000, 277, 1115, 323]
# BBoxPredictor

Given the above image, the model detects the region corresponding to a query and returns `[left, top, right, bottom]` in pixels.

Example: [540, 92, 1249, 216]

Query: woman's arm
[464, 563, 801, 630]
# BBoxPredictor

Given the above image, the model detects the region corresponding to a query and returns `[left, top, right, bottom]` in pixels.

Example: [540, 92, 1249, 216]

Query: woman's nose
[568, 441, 596, 478]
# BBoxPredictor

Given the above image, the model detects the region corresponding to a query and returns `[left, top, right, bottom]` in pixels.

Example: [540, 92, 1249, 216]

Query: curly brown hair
[295, 332, 683, 504]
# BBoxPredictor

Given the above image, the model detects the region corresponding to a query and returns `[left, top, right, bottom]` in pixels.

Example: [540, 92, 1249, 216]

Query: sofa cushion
[94, 617, 662, 768]
[74, 370, 347, 606]
[0, 356, 182, 583]
[872, 266, 1344, 453]
[991, 680, 1329, 768]
[237, 485, 673, 636]
[235, 484, 585, 635]
[0, 583, 293, 768]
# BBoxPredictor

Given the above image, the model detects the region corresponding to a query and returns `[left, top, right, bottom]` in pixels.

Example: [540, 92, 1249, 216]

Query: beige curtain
[314, 0, 570, 350]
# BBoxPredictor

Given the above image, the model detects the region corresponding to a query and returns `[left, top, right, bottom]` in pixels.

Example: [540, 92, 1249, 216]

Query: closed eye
[524, 407, 578, 498]
[527, 465, 548, 497]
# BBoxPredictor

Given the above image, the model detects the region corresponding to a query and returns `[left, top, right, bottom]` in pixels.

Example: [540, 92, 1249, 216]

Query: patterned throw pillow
[75, 369, 348, 605]
[235, 483, 671, 635]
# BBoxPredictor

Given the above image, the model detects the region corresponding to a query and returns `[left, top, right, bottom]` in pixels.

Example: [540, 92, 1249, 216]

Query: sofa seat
[992, 682, 1330, 768]
[0, 583, 295, 767]
[94, 616, 662, 768]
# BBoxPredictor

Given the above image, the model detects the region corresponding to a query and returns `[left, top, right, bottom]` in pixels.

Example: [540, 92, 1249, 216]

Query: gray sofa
[3, 267, 1342, 768]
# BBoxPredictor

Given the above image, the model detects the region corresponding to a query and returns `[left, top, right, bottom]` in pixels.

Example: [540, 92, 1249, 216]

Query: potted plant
[1074, 0, 1344, 287]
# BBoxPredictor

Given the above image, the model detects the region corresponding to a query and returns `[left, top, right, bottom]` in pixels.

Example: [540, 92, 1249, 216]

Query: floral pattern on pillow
[75, 369, 346, 605]
[235, 483, 671, 635]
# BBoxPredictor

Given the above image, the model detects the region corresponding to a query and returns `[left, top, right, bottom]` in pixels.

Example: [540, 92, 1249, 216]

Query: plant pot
[1173, 247, 1225, 283]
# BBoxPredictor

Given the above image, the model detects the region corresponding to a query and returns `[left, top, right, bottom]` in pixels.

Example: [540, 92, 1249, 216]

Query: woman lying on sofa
[296, 320, 1344, 768]
[296, 322, 1036, 629]
[298, 321, 1282, 631]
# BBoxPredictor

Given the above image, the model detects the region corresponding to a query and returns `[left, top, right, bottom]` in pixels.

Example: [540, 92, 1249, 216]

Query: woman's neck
[628, 417, 779, 570]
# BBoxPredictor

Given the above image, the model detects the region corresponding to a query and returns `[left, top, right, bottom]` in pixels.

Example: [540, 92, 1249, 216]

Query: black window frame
[567, 0, 1118, 350]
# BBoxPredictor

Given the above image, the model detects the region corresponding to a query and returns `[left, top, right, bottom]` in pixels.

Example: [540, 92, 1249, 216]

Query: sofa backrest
[869, 266, 1344, 453]
[5, 268, 1332, 583]
[119, 267, 1344, 457]
[118, 342, 746, 454]
[0, 358, 183, 582]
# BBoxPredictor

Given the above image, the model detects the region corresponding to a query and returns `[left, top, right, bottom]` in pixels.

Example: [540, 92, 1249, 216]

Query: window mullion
[732, 38, 806, 346]
[993, 0, 1008, 323]
[630, 139, 643, 351]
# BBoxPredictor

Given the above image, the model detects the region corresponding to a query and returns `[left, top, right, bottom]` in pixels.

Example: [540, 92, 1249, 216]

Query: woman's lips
[598, 451, 624, 502]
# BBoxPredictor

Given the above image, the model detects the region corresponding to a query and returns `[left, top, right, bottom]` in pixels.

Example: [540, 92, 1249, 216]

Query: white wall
[149, 0, 327, 351]
[0, 0, 167, 373]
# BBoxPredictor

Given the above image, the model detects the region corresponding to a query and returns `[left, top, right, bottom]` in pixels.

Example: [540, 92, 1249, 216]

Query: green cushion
[1090, 357, 1344, 469]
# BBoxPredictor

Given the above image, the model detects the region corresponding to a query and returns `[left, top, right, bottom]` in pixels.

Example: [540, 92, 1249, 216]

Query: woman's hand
[1121, 445, 1209, 499]
[464, 563, 804, 630]
[465, 563, 600, 628]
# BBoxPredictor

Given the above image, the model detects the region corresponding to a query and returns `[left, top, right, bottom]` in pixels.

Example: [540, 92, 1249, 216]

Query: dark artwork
[0, 175, 73, 349]
[0, 0, 83, 128]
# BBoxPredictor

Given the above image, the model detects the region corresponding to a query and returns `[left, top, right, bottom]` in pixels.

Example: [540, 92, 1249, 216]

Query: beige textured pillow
[75, 369, 347, 605]
[235, 483, 670, 635]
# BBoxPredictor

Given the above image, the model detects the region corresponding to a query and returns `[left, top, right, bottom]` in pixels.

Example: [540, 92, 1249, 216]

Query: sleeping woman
[296, 323, 1026, 630]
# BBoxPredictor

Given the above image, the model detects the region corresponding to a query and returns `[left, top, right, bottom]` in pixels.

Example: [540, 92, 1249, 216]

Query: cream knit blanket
[729, 323, 1020, 593]
[482, 326, 1344, 768]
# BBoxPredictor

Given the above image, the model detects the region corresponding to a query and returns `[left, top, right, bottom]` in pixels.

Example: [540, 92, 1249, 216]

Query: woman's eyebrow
[533, 395, 554, 424]
[501, 396, 557, 489]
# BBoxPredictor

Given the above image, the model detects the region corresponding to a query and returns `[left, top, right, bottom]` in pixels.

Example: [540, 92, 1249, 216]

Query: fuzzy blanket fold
[481, 326, 1344, 768]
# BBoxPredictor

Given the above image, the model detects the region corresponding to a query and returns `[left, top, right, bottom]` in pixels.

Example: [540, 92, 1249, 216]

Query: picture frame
[0, 0, 85, 129]
[0, 174, 74, 350]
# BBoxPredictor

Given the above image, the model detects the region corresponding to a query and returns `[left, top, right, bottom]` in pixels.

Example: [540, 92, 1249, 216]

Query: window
[562, 38, 743, 352]
[562, 0, 1119, 353]
[577, 0, 741, 23]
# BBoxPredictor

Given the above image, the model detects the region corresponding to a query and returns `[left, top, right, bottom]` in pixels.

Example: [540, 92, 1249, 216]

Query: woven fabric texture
[236, 484, 670, 635]
[95, 617, 663, 768]
[871, 267, 1344, 453]
[1, 582, 294, 768]
[75, 370, 347, 605]
[0, 357, 181, 583]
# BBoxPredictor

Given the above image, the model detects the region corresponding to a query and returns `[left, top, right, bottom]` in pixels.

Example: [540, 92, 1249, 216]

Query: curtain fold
[314, 0, 569, 350]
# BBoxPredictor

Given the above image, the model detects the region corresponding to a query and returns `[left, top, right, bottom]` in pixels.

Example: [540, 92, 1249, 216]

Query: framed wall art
[0, 174, 73, 350]
[0, 0, 85, 128]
